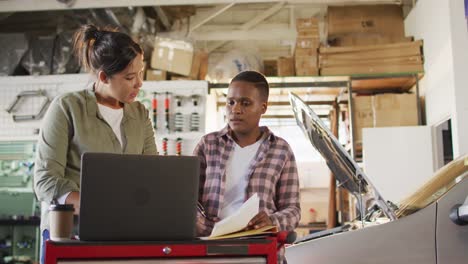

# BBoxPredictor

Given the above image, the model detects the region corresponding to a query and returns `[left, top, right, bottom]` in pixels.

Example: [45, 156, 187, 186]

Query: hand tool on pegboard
[152, 92, 158, 130]
[176, 138, 182, 156]
[190, 95, 200, 132]
[174, 95, 184, 132]
[164, 92, 171, 133]
[5, 90, 51, 122]
[162, 138, 168, 156]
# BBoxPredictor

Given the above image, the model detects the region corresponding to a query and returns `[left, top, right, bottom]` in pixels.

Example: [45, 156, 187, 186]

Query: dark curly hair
[230, 71, 269, 101]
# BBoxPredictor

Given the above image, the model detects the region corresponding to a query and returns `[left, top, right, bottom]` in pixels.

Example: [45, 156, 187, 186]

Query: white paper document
[208, 193, 259, 238]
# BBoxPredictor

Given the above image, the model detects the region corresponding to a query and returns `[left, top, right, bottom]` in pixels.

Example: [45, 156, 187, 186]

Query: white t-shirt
[97, 103, 124, 147]
[218, 138, 264, 220]
[57, 103, 124, 205]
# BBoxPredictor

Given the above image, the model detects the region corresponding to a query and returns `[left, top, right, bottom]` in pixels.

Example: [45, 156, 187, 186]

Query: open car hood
[289, 92, 397, 221]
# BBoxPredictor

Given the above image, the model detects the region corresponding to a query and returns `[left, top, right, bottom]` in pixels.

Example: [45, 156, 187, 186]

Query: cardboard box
[295, 48, 317, 57]
[151, 37, 194, 76]
[296, 37, 320, 49]
[296, 67, 319, 76]
[353, 95, 374, 144]
[328, 5, 405, 37]
[188, 51, 207, 80]
[296, 18, 319, 31]
[353, 93, 418, 143]
[145, 69, 167, 81]
[298, 29, 320, 38]
[374, 93, 418, 127]
[263, 60, 278, 76]
[295, 55, 318, 76]
[198, 51, 209, 80]
[277, 57, 295, 76]
[170, 74, 192, 80]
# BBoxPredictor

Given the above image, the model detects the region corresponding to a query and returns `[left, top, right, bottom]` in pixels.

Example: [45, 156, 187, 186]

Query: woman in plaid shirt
[194, 71, 300, 261]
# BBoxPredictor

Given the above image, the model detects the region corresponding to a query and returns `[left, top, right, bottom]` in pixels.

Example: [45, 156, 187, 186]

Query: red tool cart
[44, 232, 294, 264]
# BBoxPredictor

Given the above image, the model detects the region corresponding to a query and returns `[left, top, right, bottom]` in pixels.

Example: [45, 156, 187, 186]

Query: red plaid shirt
[194, 125, 301, 236]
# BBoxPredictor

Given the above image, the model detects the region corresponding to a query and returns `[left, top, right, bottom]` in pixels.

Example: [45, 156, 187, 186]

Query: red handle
[277, 231, 296, 246]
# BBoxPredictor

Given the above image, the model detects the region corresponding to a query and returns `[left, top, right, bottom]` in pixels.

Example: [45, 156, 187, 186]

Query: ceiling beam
[0, 0, 402, 13]
[206, 1, 286, 52]
[195, 23, 290, 31]
[189, 3, 235, 33]
[192, 27, 296, 41]
[239, 1, 286, 31]
[154, 6, 171, 30]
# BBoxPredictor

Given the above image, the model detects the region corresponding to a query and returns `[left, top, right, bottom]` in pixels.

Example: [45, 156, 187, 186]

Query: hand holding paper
[201, 193, 277, 240]
[247, 211, 273, 230]
[209, 193, 260, 238]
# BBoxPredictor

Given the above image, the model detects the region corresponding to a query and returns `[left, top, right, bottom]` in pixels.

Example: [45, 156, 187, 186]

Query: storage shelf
[208, 76, 349, 93]
[208, 73, 423, 95]
[0, 218, 40, 226]
[351, 72, 424, 94]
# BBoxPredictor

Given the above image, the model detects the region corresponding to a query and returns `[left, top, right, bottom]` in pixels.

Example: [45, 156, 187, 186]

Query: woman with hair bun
[34, 24, 157, 250]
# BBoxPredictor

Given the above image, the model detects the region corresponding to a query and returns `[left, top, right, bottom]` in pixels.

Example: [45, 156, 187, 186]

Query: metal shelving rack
[208, 72, 423, 228]
[208, 72, 423, 160]
[346, 73, 423, 160]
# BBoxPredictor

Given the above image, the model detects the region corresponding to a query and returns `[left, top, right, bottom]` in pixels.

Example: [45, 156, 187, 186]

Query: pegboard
[0, 74, 208, 156]
[0, 74, 92, 138]
[140, 81, 208, 156]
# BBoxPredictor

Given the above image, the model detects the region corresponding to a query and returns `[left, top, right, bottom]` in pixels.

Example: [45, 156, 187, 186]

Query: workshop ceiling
[0, 0, 417, 119]
[0, 0, 416, 57]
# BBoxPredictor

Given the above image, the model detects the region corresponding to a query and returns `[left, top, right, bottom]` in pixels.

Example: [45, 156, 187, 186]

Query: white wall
[405, 0, 468, 157]
[362, 126, 434, 204]
[448, 0, 468, 157]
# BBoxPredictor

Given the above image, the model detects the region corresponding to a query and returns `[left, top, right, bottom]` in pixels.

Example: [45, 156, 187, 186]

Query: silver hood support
[289, 92, 397, 221]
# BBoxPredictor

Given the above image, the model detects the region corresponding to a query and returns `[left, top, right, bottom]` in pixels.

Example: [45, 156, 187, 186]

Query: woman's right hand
[65, 191, 81, 215]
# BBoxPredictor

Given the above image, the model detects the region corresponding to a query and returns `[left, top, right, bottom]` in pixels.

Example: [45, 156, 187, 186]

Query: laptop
[78, 152, 199, 241]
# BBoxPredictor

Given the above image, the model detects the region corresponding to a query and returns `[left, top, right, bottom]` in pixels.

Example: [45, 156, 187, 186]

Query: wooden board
[351, 76, 420, 92]
[319, 46, 421, 61]
[321, 64, 424, 76]
[320, 56, 422, 67]
[330, 35, 413, 47]
[320, 40, 423, 54]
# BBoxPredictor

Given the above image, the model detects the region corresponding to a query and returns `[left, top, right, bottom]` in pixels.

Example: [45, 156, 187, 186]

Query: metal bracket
[5, 90, 51, 122]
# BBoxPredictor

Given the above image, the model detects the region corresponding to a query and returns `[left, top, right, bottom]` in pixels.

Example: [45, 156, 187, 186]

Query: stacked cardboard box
[263, 60, 278, 76]
[188, 50, 209, 80]
[151, 37, 208, 80]
[295, 18, 319, 76]
[353, 93, 418, 146]
[319, 40, 423, 76]
[145, 69, 167, 81]
[327, 5, 408, 47]
[277, 57, 295, 76]
[151, 37, 193, 76]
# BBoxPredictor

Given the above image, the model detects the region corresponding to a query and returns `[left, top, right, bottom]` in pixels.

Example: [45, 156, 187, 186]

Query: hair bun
[93, 30, 103, 40]
[83, 24, 100, 42]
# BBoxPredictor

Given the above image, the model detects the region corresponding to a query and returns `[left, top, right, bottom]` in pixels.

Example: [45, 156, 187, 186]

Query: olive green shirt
[34, 88, 158, 231]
